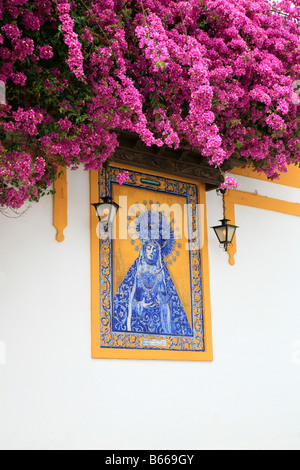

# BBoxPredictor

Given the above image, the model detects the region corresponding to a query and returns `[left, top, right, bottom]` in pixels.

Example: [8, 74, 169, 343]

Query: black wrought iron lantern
[212, 218, 238, 251]
[91, 196, 119, 232]
[212, 189, 238, 252]
[91, 161, 120, 232]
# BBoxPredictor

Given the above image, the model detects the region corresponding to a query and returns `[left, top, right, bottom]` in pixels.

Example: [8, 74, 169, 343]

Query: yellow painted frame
[90, 164, 213, 361]
[226, 189, 300, 266]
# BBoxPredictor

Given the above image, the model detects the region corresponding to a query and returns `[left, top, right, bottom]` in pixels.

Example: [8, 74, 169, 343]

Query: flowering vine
[0, 0, 300, 209]
[220, 173, 240, 191]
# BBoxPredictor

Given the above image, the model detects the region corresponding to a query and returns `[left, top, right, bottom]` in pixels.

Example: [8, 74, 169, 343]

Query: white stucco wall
[0, 167, 299, 450]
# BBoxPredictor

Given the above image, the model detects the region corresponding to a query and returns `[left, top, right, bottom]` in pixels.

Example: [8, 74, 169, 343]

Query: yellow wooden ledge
[232, 164, 300, 189]
[226, 190, 300, 266]
[53, 166, 67, 242]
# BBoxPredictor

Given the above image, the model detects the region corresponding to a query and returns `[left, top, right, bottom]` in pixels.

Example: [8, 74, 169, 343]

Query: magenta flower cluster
[0, 0, 300, 209]
[116, 171, 130, 186]
[57, 1, 85, 80]
[38, 45, 54, 60]
[220, 173, 240, 191]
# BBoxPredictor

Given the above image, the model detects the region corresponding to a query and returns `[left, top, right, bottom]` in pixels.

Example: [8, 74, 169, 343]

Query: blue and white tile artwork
[113, 206, 193, 336]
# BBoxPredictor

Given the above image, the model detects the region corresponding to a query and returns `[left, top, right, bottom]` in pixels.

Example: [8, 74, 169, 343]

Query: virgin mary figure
[112, 208, 193, 337]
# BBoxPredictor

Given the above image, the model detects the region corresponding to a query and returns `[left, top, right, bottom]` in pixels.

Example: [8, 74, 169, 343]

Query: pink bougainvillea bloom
[81, 27, 94, 43]
[12, 72, 27, 86]
[220, 174, 240, 191]
[2, 24, 22, 39]
[37, 45, 54, 60]
[116, 171, 130, 186]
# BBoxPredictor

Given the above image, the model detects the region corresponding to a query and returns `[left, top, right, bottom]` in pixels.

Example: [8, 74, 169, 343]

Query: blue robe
[113, 259, 193, 336]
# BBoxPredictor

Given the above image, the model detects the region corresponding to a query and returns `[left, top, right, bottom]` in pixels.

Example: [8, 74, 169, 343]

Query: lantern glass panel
[227, 225, 237, 244]
[96, 203, 112, 223]
[108, 203, 119, 225]
[214, 225, 227, 244]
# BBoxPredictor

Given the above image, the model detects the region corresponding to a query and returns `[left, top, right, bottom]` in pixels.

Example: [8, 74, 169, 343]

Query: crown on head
[127, 201, 182, 265]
